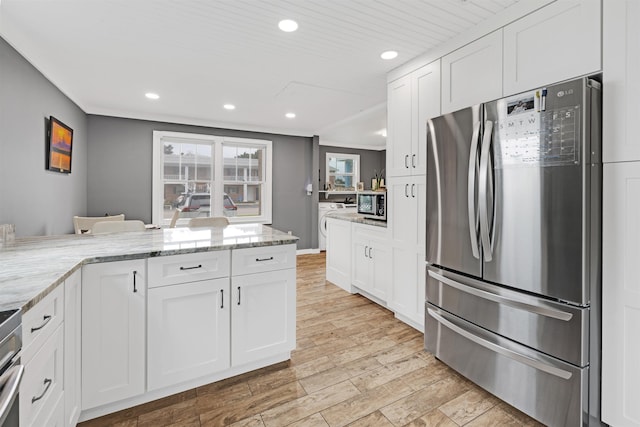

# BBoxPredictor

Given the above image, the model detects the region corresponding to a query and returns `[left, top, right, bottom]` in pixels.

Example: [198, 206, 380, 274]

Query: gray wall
[0, 36, 88, 237]
[87, 116, 315, 249]
[319, 145, 386, 192]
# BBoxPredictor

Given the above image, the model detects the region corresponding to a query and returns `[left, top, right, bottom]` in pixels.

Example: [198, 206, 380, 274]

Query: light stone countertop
[0, 224, 298, 313]
[325, 212, 388, 228]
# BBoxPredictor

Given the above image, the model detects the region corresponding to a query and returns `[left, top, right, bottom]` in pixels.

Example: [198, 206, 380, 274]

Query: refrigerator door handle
[479, 120, 494, 262]
[467, 120, 481, 259]
[428, 270, 573, 321]
[427, 307, 573, 380]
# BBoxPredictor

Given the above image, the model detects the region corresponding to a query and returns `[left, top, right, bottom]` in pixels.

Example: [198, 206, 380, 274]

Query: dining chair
[92, 220, 146, 234]
[73, 214, 125, 234]
[188, 216, 230, 227]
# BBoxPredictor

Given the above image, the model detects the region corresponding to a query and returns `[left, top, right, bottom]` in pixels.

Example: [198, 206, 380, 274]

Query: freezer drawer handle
[428, 270, 573, 321]
[467, 121, 481, 260]
[428, 308, 572, 380]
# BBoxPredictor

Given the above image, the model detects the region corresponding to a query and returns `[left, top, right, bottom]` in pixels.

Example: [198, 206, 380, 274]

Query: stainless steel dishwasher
[0, 309, 23, 427]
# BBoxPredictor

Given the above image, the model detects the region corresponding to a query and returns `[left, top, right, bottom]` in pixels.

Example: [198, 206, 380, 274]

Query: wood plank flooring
[79, 253, 542, 427]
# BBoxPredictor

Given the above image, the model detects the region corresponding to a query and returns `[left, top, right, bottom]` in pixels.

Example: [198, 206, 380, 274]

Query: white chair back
[188, 217, 230, 227]
[92, 220, 146, 234]
[73, 214, 125, 234]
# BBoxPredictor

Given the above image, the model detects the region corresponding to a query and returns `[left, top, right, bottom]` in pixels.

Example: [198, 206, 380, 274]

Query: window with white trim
[152, 131, 272, 227]
[325, 152, 360, 191]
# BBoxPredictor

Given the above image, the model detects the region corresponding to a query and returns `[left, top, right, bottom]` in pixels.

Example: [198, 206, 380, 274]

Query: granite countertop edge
[0, 225, 299, 313]
[325, 212, 388, 228]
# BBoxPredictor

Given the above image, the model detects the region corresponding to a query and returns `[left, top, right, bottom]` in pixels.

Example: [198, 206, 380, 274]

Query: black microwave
[357, 191, 386, 221]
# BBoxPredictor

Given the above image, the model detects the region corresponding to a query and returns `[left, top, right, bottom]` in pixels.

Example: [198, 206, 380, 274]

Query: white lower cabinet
[351, 223, 390, 302]
[147, 278, 230, 390]
[63, 270, 81, 427]
[389, 248, 425, 331]
[81, 260, 146, 410]
[602, 161, 640, 426]
[20, 324, 64, 427]
[231, 246, 296, 366]
[325, 217, 353, 291]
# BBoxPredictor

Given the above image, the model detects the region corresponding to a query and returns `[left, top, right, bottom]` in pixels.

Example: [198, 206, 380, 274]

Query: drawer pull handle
[30, 315, 52, 333]
[237, 286, 241, 305]
[180, 264, 203, 270]
[133, 270, 138, 293]
[220, 289, 224, 309]
[255, 257, 274, 262]
[31, 378, 52, 404]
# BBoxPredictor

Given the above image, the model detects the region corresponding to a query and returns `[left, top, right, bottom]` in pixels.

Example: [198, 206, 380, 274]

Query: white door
[82, 260, 146, 410]
[231, 269, 296, 366]
[387, 74, 413, 177]
[63, 270, 81, 427]
[147, 278, 230, 390]
[602, 161, 640, 426]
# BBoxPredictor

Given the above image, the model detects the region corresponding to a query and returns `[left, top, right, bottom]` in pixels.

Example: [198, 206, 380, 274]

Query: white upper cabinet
[441, 30, 503, 114]
[387, 75, 413, 177]
[387, 61, 440, 177]
[603, 0, 640, 163]
[413, 61, 440, 176]
[503, 0, 601, 96]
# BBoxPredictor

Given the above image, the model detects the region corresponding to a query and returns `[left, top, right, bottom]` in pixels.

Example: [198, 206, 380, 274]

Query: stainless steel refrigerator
[425, 77, 602, 427]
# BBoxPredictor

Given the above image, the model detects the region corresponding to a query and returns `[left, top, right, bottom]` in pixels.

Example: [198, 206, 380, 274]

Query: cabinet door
[63, 270, 81, 427]
[603, 0, 640, 163]
[82, 260, 146, 410]
[602, 162, 640, 426]
[413, 60, 441, 176]
[370, 238, 391, 303]
[325, 218, 353, 292]
[231, 269, 296, 366]
[441, 30, 503, 114]
[390, 247, 425, 331]
[147, 278, 230, 390]
[351, 232, 371, 293]
[504, 0, 601, 96]
[388, 176, 425, 249]
[387, 74, 413, 177]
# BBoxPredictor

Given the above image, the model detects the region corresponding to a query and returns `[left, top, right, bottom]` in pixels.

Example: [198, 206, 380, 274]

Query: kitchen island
[0, 225, 298, 426]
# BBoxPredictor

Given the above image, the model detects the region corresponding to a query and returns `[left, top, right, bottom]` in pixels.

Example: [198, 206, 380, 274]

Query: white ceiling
[0, 0, 521, 149]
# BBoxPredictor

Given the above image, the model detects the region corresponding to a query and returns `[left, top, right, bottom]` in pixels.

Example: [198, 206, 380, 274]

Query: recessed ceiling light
[377, 129, 387, 137]
[145, 92, 160, 100]
[278, 19, 298, 32]
[223, 104, 236, 110]
[380, 50, 398, 60]
[285, 112, 296, 119]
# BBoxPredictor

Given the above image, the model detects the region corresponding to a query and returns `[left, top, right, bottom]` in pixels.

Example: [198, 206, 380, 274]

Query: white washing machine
[318, 202, 357, 250]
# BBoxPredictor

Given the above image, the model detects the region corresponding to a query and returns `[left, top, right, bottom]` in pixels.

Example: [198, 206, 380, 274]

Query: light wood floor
[79, 253, 541, 427]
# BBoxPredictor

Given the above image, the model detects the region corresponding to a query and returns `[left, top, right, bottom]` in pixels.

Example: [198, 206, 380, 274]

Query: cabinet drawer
[22, 284, 64, 363]
[232, 245, 296, 276]
[20, 324, 64, 427]
[148, 250, 230, 288]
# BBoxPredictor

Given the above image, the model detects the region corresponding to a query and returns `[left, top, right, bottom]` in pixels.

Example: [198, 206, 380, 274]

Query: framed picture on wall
[47, 116, 73, 173]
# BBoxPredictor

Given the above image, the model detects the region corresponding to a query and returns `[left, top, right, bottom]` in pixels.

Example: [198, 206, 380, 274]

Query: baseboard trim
[297, 248, 320, 255]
